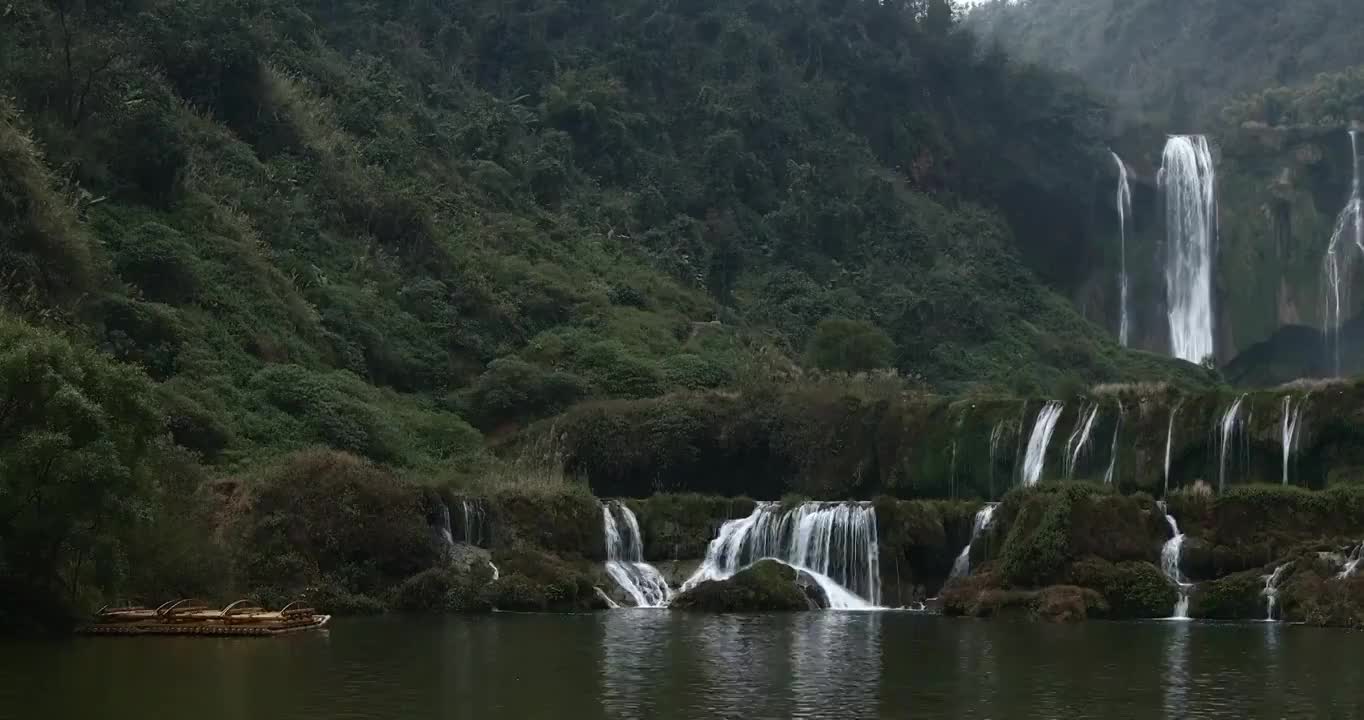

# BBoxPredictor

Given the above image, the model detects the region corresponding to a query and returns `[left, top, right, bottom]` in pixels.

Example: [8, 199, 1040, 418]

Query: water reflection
[790, 612, 881, 717]
[1162, 620, 1191, 720]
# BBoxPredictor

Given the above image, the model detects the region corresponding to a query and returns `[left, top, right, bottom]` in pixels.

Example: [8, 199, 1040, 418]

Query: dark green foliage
[390, 567, 493, 614]
[0, 312, 165, 629]
[1067, 558, 1176, 619]
[233, 450, 442, 604]
[486, 545, 601, 613]
[1190, 569, 1268, 621]
[627, 495, 757, 561]
[942, 574, 1108, 623]
[806, 319, 895, 373]
[460, 359, 590, 431]
[671, 559, 811, 612]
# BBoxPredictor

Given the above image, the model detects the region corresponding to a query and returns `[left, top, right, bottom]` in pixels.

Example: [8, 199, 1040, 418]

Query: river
[2, 613, 1361, 719]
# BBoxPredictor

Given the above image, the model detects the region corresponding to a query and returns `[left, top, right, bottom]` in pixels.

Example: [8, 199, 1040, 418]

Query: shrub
[806, 318, 895, 373]
[1068, 557, 1176, 618]
[671, 560, 811, 612]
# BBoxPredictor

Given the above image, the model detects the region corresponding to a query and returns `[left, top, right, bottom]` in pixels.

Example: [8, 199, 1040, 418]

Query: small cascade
[489, 562, 500, 582]
[1217, 394, 1249, 492]
[1322, 130, 1362, 376]
[438, 502, 455, 549]
[988, 420, 1009, 494]
[949, 440, 959, 499]
[1159, 503, 1192, 620]
[1337, 544, 1364, 579]
[949, 503, 1000, 579]
[594, 586, 621, 609]
[1164, 402, 1183, 494]
[681, 502, 880, 609]
[603, 501, 672, 608]
[1261, 563, 1291, 621]
[1161, 135, 1217, 364]
[1112, 152, 1133, 347]
[1021, 402, 1064, 487]
[1281, 396, 1307, 486]
[458, 499, 489, 546]
[1104, 402, 1124, 485]
[1063, 403, 1100, 479]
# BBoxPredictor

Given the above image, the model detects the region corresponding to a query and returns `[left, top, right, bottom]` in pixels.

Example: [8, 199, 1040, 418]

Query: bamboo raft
[80, 599, 330, 637]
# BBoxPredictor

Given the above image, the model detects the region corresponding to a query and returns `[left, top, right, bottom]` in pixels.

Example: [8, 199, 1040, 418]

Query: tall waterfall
[603, 501, 672, 608]
[1159, 503, 1191, 620]
[1261, 563, 1291, 621]
[1337, 544, 1363, 579]
[1112, 152, 1133, 346]
[1322, 130, 1362, 375]
[1161, 135, 1217, 364]
[1104, 402, 1124, 485]
[1164, 402, 1183, 494]
[949, 503, 1000, 579]
[1281, 396, 1307, 486]
[1021, 402, 1064, 487]
[1217, 394, 1248, 492]
[1063, 403, 1100, 479]
[681, 502, 880, 609]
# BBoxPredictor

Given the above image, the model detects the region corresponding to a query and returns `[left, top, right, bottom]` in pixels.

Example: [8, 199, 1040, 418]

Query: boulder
[670, 560, 812, 612]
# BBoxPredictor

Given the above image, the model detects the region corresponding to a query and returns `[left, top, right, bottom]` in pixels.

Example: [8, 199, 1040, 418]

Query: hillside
[967, 0, 1364, 128]
[0, 0, 1201, 470]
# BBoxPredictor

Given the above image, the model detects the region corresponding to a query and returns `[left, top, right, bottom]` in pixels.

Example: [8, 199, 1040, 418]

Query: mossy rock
[627, 494, 757, 561]
[1189, 568, 1268, 620]
[671, 560, 813, 612]
[1067, 557, 1176, 618]
[483, 491, 605, 560]
[1280, 566, 1364, 629]
[485, 545, 604, 612]
[941, 573, 1106, 622]
[390, 566, 494, 614]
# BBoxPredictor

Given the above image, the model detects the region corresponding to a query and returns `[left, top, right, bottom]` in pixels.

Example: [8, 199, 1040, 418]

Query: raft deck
[80, 599, 330, 637]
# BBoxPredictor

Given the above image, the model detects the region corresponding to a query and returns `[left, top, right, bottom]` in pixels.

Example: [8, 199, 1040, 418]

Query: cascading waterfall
[1159, 502, 1192, 620]
[989, 420, 1011, 495]
[1104, 402, 1124, 485]
[459, 499, 488, 546]
[1164, 402, 1183, 494]
[681, 502, 880, 609]
[1261, 563, 1291, 621]
[1021, 402, 1064, 487]
[1337, 544, 1364, 579]
[1322, 130, 1362, 376]
[1112, 152, 1133, 347]
[603, 501, 672, 608]
[1217, 394, 1248, 492]
[1161, 135, 1217, 364]
[1063, 403, 1100, 479]
[1281, 396, 1307, 486]
[949, 503, 1000, 579]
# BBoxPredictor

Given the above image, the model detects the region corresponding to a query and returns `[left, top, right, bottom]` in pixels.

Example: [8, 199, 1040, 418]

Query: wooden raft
[80, 599, 330, 637]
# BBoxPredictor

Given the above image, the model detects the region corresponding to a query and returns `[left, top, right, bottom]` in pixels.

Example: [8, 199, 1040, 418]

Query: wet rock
[671, 560, 811, 612]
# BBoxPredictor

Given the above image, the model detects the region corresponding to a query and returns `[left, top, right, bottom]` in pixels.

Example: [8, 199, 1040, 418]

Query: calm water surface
[2, 613, 1362, 719]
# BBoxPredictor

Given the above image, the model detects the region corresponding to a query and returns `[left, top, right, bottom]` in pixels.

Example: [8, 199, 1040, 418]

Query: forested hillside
[0, 0, 1196, 468]
[967, 0, 1364, 127]
[0, 0, 1217, 627]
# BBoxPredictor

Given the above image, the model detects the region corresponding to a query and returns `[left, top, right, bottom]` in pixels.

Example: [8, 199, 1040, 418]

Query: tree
[0, 312, 162, 628]
[806, 318, 896, 373]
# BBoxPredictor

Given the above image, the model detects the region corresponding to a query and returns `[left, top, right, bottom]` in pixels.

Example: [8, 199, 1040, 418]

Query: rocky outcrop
[671, 560, 815, 612]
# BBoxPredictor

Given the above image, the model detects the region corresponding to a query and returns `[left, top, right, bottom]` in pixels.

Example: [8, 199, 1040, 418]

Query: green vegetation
[671, 559, 812, 612]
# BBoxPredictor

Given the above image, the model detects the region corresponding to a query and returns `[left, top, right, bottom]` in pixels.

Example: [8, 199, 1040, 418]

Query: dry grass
[1090, 381, 1170, 397]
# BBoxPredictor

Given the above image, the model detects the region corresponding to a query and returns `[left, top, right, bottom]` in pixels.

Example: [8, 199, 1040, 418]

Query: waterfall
[1164, 402, 1183, 494]
[1104, 402, 1124, 485]
[1337, 544, 1364, 579]
[949, 503, 1000, 579]
[1281, 396, 1306, 486]
[989, 420, 1011, 496]
[438, 502, 455, 549]
[603, 501, 672, 608]
[1063, 403, 1100, 479]
[681, 502, 880, 609]
[1021, 402, 1064, 487]
[458, 499, 488, 546]
[1261, 563, 1291, 621]
[1113, 152, 1133, 347]
[1159, 503, 1192, 620]
[1217, 394, 1248, 492]
[1161, 135, 1217, 364]
[489, 562, 499, 582]
[1322, 130, 1362, 376]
